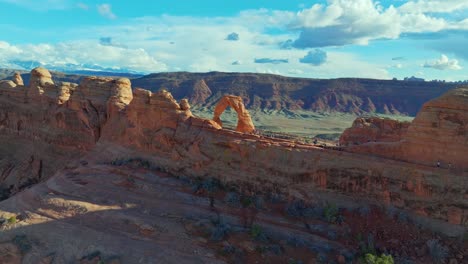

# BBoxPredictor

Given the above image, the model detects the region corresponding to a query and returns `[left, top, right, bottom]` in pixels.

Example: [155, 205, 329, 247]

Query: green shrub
[364, 253, 394, 264]
[323, 203, 339, 223]
[7, 216, 16, 224]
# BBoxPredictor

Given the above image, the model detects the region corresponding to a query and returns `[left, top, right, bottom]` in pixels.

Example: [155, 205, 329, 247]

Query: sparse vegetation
[250, 224, 269, 242]
[323, 203, 340, 223]
[7, 215, 17, 224]
[363, 253, 394, 264]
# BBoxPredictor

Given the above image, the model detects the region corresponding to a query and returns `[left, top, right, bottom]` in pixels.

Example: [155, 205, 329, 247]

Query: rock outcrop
[0, 68, 465, 242]
[12, 72, 23, 86]
[339, 117, 410, 145]
[213, 95, 255, 133]
[342, 88, 468, 170]
[28, 67, 54, 97]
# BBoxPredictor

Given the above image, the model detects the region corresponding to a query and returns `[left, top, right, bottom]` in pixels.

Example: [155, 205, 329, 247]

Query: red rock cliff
[343, 88, 468, 170]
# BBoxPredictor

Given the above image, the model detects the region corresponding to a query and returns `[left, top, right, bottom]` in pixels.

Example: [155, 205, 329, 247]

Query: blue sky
[0, 0, 467, 81]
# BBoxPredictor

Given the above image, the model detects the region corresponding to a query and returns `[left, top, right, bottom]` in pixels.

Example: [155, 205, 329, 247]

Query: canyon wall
[0, 68, 466, 236]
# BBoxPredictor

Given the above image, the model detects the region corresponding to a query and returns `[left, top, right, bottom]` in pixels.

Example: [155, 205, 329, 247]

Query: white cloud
[288, 0, 466, 48]
[0, 41, 167, 72]
[399, 0, 468, 13]
[423, 54, 462, 70]
[97, 4, 116, 19]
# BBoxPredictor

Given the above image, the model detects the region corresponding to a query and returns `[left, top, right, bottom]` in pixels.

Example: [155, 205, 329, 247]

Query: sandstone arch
[213, 95, 255, 133]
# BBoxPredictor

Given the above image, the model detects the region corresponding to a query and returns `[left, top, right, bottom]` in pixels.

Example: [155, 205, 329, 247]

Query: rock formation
[131, 72, 455, 115]
[0, 68, 466, 263]
[339, 117, 410, 145]
[213, 95, 255, 133]
[12, 72, 23, 86]
[27, 67, 54, 97]
[342, 88, 468, 170]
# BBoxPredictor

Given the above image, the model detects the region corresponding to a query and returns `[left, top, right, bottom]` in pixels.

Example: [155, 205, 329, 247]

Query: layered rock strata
[0, 68, 466, 235]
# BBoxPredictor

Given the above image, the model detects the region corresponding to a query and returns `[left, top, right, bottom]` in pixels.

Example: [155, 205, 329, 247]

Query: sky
[0, 0, 467, 81]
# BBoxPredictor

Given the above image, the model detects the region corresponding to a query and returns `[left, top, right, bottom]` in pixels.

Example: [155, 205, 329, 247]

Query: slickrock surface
[213, 95, 255, 133]
[339, 117, 410, 145]
[0, 68, 466, 263]
[342, 88, 468, 170]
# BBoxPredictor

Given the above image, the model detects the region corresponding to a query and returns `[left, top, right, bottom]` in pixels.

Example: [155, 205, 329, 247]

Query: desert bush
[250, 224, 268, 242]
[426, 239, 448, 263]
[363, 253, 394, 264]
[323, 203, 339, 223]
[7, 215, 17, 224]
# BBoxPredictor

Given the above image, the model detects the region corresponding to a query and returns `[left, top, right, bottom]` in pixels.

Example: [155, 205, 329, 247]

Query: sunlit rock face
[213, 95, 255, 133]
[0, 67, 466, 249]
[343, 87, 468, 170]
[339, 117, 410, 145]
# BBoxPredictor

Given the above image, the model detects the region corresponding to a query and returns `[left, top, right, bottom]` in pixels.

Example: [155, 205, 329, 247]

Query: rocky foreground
[0, 68, 466, 263]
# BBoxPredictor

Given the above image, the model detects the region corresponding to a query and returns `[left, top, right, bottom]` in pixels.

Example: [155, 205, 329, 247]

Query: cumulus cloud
[225, 32, 239, 41]
[231, 61, 241, 65]
[97, 4, 116, 19]
[254, 58, 289, 64]
[299, 49, 327, 65]
[0, 40, 166, 72]
[287, 0, 465, 48]
[423, 54, 462, 70]
[399, 0, 468, 13]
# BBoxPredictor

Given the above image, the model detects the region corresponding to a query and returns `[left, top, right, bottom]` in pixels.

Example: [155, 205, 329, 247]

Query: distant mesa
[404, 76, 425, 82]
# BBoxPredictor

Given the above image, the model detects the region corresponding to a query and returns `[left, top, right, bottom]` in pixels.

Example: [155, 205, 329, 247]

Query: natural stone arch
[213, 95, 255, 133]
